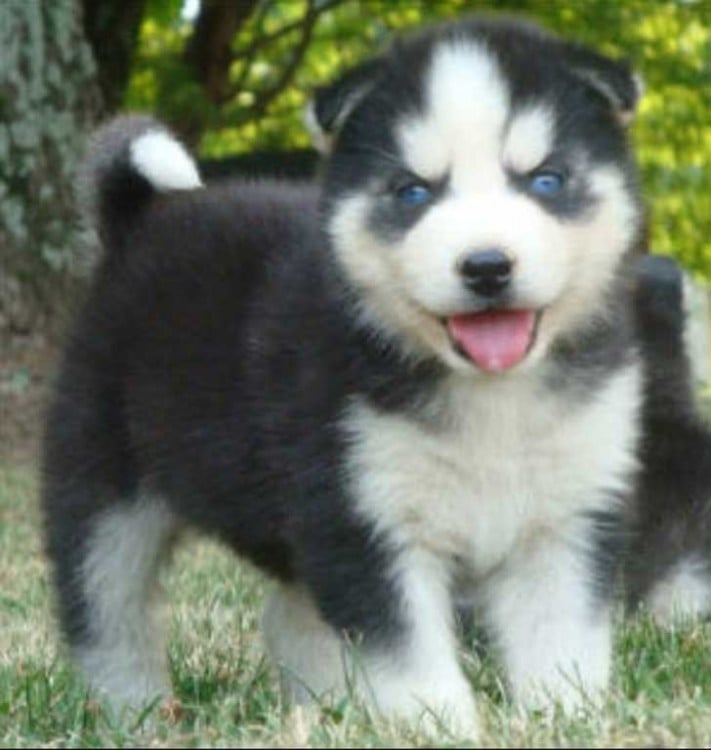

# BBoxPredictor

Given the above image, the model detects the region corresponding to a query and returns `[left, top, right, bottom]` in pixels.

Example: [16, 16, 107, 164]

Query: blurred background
[0, 0, 709, 460]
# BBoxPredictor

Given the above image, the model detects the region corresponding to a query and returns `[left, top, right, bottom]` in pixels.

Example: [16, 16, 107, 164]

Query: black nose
[459, 249, 512, 298]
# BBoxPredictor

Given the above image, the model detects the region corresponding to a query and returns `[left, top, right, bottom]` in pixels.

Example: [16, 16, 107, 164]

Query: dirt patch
[0, 331, 58, 467]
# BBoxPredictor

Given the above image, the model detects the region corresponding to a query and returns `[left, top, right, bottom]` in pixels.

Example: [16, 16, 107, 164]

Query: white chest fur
[345, 362, 642, 578]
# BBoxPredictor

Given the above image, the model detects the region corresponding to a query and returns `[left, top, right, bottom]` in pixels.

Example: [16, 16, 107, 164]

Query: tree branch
[231, 0, 347, 122]
[230, 0, 274, 104]
[231, 0, 345, 64]
[184, 0, 259, 105]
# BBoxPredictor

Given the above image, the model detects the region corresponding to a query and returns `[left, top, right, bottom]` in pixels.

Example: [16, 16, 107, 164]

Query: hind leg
[262, 584, 347, 704]
[48, 496, 177, 711]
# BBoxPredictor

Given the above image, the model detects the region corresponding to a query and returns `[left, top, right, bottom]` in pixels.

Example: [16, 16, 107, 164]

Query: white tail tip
[130, 130, 203, 191]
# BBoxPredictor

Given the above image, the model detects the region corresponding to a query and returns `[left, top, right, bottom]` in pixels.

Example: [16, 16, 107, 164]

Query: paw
[87, 674, 171, 718]
[645, 560, 711, 626]
[513, 671, 605, 717]
[373, 674, 480, 739]
[413, 694, 481, 740]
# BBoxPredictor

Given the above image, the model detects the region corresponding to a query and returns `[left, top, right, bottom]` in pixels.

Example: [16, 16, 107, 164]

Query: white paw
[646, 558, 711, 626]
[513, 669, 605, 717]
[79, 646, 171, 716]
[371, 672, 480, 739]
[413, 694, 481, 739]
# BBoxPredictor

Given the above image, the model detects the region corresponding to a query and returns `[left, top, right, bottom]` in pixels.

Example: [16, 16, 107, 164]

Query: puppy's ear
[305, 58, 383, 153]
[565, 44, 643, 126]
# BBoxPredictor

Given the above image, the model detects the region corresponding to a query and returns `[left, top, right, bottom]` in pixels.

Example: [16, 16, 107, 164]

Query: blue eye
[396, 183, 433, 207]
[529, 171, 565, 197]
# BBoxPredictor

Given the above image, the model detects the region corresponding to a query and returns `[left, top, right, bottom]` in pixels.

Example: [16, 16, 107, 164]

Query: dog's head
[310, 17, 644, 374]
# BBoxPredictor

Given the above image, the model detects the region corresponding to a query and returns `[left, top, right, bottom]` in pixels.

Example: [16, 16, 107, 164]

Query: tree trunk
[82, 0, 147, 112]
[0, 0, 101, 337]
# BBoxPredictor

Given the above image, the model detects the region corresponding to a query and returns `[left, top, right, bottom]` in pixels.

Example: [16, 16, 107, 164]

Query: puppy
[628, 255, 711, 623]
[44, 15, 655, 733]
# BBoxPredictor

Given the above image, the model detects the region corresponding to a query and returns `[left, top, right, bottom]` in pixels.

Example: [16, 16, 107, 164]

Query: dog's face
[312, 18, 643, 374]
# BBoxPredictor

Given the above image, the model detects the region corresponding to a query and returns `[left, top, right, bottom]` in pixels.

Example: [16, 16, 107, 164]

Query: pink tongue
[447, 310, 536, 372]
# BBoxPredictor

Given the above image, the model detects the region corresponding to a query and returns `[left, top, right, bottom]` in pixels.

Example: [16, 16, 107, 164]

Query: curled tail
[84, 115, 202, 253]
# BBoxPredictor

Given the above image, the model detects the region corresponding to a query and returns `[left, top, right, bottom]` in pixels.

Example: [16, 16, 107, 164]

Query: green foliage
[125, 16, 208, 141]
[125, 0, 710, 276]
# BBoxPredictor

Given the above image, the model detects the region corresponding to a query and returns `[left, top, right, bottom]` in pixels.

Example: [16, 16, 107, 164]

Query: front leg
[483, 518, 615, 712]
[264, 542, 478, 736]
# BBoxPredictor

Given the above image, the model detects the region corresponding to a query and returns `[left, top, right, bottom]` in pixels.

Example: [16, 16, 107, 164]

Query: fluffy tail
[83, 115, 202, 253]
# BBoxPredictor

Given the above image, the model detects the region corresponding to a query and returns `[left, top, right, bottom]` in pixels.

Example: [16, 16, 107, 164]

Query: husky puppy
[628, 255, 711, 623]
[44, 16, 651, 733]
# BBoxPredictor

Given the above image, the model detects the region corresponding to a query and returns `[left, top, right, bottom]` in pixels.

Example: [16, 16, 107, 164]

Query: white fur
[503, 105, 555, 174]
[646, 557, 711, 625]
[484, 520, 612, 711]
[365, 549, 478, 735]
[328, 193, 466, 369]
[130, 130, 203, 191]
[263, 564, 479, 736]
[78, 499, 177, 711]
[346, 362, 641, 709]
[347, 363, 641, 574]
[399, 42, 509, 182]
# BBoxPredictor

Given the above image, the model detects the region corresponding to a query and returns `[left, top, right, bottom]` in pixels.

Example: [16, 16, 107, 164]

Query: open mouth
[445, 309, 542, 373]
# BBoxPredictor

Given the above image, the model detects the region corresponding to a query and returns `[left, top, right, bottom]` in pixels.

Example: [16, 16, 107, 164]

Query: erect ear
[304, 58, 383, 154]
[565, 44, 643, 126]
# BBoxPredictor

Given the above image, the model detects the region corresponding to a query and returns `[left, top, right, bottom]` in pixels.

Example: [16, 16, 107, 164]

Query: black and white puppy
[44, 15, 687, 734]
[628, 255, 711, 623]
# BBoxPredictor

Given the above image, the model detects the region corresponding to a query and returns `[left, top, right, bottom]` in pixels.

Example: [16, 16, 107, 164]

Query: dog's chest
[346, 365, 641, 575]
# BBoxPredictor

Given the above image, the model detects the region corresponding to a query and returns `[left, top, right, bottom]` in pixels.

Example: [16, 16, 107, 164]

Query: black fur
[43, 175, 438, 646]
[627, 256, 711, 611]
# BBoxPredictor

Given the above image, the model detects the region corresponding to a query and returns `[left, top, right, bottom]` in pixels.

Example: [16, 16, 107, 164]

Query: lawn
[2, 462, 711, 748]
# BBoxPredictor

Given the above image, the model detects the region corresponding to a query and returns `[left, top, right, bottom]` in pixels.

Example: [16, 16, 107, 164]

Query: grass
[2, 462, 711, 748]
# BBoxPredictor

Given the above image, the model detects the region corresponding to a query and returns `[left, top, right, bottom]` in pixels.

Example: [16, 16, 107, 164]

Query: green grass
[2, 462, 711, 748]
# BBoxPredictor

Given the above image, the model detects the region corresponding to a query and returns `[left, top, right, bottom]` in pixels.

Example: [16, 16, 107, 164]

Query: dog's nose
[459, 249, 512, 298]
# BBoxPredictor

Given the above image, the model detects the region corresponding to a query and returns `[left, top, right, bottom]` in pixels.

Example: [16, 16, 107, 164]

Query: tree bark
[0, 0, 101, 336]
